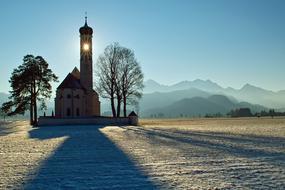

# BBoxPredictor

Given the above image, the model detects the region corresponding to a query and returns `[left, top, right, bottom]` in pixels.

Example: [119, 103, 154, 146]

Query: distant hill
[0, 92, 55, 118]
[140, 88, 211, 110]
[143, 79, 170, 93]
[208, 94, 236, 109]
[144, 79, 285, 108]
[224, 84, 285, 109]
[144, 79, 223, 93]
[141, 95, 268, 118]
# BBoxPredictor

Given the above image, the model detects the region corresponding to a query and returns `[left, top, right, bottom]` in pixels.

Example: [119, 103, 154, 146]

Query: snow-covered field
[0, 118, 284, 189]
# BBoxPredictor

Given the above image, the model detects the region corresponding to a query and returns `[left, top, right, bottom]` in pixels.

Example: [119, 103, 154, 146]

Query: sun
[83, 43, 89, 51]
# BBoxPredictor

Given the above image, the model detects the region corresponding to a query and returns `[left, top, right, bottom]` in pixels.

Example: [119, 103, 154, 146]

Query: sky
[0, 0, 285, 94]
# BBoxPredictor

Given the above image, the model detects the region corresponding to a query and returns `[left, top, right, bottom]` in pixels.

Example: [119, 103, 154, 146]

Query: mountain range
[141, 94, 267, 118]
[143, 79, 285, 109]
[1, 79, 284, 118]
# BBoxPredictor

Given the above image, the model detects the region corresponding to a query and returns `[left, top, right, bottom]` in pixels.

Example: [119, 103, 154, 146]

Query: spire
[85, 11, 87, 25]
[79, 12, 93, 35]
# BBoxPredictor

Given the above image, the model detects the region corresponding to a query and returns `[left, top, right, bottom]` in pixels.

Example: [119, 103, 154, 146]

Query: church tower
[79, 16, 93, 90]
[54, 17, 100, 118]
[79, 16, 100, 116]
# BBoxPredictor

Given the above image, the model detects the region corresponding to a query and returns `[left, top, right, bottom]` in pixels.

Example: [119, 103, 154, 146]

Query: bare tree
[120, 47, 144, 117]
[115, 68, 123, 117]
[95, 43, 121, 117]
[95, 43, 144, 117]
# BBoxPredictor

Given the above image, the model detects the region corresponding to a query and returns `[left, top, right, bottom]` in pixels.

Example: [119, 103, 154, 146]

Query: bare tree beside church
[95, 43, 121, 117]
[119, 47, 144, 117]
[95, 43, 144, 117]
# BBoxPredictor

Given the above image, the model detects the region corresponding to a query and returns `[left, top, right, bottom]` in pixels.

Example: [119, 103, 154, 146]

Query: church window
[67, 108, 71, 116]
[76, 108, 80, 116]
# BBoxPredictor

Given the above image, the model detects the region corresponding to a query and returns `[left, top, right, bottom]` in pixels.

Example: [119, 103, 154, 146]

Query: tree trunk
[123, 95, 127, 117]
[33, 80, 38, 126]
[117, 96, 121, 117]
[33, 95, 37, 126]
[110, 96, 116, 117]
[30, 97, 34, 125]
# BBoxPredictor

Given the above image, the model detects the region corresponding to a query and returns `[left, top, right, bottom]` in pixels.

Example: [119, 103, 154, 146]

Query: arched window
[67, 108, 71, 116]
[76, 108, 80, 116]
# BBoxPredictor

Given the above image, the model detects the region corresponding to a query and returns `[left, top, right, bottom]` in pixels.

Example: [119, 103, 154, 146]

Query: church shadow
[25, 125, 158, 189]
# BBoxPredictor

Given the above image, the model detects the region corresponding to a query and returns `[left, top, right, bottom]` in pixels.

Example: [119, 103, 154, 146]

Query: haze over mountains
[0, 92, 9, 105]
[1, 79, 285, 118]
[0, 92, 53, 117]
[138, 79, 285, 117]
[141, 94, 268, 118]
[143, 79, 285, 109]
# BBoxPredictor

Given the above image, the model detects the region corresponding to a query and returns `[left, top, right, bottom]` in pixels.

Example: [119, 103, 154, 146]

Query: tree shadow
[0, 125, 15, 136]
[125, 127, 285, 167]
[25, 125, 159, 189]
[0, 121, 25, 136]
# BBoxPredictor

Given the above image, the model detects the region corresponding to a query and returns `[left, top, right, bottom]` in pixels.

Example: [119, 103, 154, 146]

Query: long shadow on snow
[126, 127, 285, 167]
[142, 127, 285, 150]
[24, 125, 158, 189]
[0, 121, 26, 136]
[0, 125, 16, 136]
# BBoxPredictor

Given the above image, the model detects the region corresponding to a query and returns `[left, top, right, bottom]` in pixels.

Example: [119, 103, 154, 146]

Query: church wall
[92, 92, 100, 116]
[38, 116, 138, 126]
[55, 88, 86, 118]
[55, 96, 60, 117]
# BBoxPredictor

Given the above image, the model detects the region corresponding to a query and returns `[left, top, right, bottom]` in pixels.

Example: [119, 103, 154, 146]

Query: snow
[0, 118, 285, 189]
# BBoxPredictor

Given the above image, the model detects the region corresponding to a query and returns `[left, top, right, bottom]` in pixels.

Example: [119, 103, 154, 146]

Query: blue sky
[0, 0, 285, 94]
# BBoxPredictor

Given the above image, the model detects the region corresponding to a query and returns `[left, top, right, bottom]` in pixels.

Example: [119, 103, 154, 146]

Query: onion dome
[79, 16, 93, 35]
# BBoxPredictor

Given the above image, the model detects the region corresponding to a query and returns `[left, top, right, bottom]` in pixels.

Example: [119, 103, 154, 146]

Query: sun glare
[83, 43, 89, 51]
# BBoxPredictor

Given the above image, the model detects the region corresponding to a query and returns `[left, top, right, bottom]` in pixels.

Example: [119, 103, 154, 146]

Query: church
[54, 17, 100, 118]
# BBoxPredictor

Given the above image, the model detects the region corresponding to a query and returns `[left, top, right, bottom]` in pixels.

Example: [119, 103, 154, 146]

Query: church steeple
[54, 17, 100, 118]
[79, 16, 93, 90]
[79, 14, 93, 35]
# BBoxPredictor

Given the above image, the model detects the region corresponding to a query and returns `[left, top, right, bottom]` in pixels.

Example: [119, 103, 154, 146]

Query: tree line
[147, 108, 285, 119]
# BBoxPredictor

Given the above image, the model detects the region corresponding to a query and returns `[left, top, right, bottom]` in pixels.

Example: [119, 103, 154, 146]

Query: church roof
[57, 72, 86, 90]
[71, 67, 80, 79]
[128, 111, 138, 117]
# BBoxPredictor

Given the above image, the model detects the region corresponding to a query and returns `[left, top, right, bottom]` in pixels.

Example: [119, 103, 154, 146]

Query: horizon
[1, 0, 285, 94]
[144, 78, 285, 92]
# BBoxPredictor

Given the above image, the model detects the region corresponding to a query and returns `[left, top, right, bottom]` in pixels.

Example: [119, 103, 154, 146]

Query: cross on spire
[85, 12, 88, 25]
